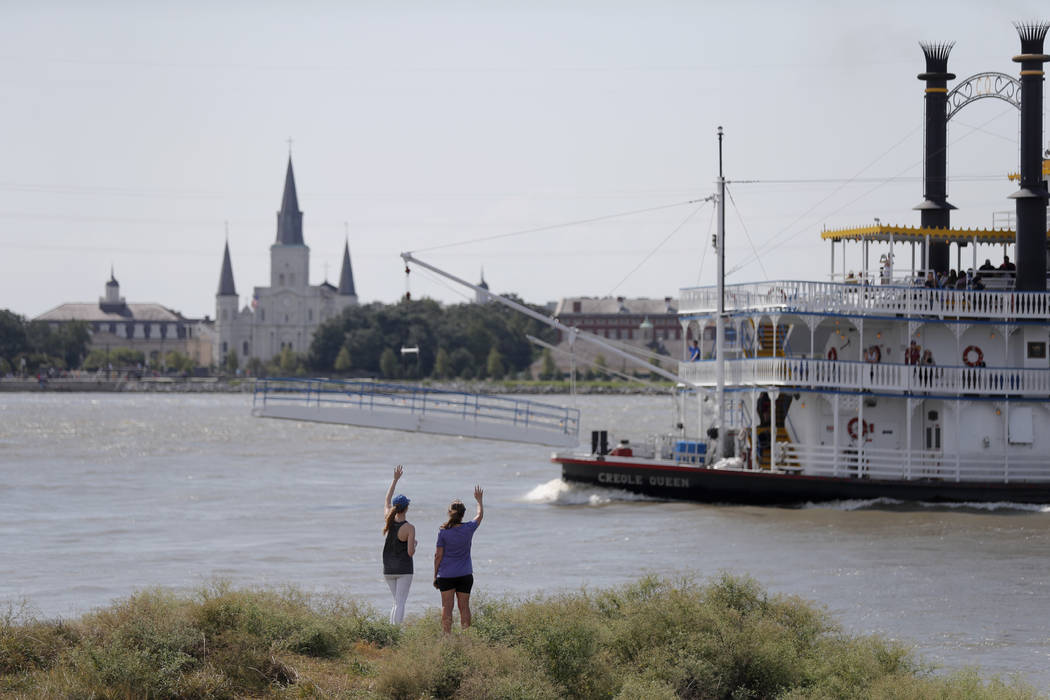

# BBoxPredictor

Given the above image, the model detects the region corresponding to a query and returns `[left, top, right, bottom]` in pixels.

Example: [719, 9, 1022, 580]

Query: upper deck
[679, 280, 1050, 321]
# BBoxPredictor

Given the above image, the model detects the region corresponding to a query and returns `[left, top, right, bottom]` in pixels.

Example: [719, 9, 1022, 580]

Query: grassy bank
[0, 575, 1038, 699]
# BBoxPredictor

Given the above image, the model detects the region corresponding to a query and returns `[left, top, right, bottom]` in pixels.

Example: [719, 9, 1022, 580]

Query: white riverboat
[550, 24, 1050, 504]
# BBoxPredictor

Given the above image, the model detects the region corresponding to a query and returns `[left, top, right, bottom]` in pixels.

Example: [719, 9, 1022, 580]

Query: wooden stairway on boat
[745, 321, 790, 358]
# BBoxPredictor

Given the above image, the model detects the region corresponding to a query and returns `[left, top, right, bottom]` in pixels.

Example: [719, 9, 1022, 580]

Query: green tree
[164, 351, 195, 373]
[334, 346, 352, 372]
[379, 347, 399, 378]
[433, 347, 450, 379]
[540, 348, 558, 380]
[278, 347, 300, 375]
[225, 349, 239, 372]
[594, 353, 608, 376]
[0, 310, 27, 363]
[449, 347, 474, 378]
[486, 346, 505, 380]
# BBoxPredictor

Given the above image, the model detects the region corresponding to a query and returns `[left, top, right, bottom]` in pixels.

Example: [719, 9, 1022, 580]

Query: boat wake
[522, 478, 658, 506]
[803, 498, 1050, 513]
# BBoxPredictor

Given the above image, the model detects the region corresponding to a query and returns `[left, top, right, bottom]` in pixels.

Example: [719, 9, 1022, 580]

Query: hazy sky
[2, 1, 1045, 319]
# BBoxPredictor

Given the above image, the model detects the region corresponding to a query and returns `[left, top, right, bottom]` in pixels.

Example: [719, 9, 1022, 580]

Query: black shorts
[436, 574, 474, 593]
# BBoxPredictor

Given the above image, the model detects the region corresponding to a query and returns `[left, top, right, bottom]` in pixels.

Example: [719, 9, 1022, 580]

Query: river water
[1, 392, 1048, 688]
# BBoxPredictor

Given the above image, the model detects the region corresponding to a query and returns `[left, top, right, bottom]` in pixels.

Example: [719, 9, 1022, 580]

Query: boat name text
[597, 472, 689, 488]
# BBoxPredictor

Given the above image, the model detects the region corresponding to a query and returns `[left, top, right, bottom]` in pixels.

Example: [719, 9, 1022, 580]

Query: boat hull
[554, 456, 1050, 505]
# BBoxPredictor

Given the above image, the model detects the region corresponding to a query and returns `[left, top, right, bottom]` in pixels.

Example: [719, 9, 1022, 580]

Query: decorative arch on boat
[947, 72, 1021, 120]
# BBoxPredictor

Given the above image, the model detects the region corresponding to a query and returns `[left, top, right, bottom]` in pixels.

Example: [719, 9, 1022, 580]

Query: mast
[715, 126, 727, 452]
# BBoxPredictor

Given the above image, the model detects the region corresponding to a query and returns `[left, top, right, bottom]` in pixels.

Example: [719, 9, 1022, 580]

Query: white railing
[679, 280, 1050, 320]
[678, 357, 1050, 396]
[779, 443, 1050, 483]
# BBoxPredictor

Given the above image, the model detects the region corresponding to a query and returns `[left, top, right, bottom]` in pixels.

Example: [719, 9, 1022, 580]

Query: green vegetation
[308, 298, 558, 380]
[1, 576, 1038, 699]
[0, 309, 90, 373]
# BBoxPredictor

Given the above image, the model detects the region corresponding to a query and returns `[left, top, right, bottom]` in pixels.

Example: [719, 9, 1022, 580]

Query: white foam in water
[804, 498, 1050, 513]
[521, 478, 656, 506]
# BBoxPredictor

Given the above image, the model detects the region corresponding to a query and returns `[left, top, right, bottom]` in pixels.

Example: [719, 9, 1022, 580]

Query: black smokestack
[1010, 21, 1050, 292]
[916, 41, 956, 275]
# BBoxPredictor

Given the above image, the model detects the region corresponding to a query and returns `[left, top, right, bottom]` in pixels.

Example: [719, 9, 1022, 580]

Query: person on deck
[1000, 255, 1016, 277]
[383, 465, 416, 625]
[434, 486, 484, 634]
[979, 259, 996, 273]
[687, 339, 701, 362]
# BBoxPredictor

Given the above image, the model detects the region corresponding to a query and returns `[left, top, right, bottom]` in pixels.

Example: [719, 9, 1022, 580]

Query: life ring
[962, 345, 984, 367]
[827, 347, 838, 361]
[864, 346, 881, 363]
[847, 417, 872, 440]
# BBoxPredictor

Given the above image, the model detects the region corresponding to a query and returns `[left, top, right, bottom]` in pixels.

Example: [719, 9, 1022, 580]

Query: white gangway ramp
[252, 378, 580, 448]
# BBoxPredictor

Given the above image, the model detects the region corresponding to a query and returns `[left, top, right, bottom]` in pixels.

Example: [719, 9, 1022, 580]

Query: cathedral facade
[215, 157, 357, 365]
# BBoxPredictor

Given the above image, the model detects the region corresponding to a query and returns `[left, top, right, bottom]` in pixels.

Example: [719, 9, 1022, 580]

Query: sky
[2, 1, 1047, 320]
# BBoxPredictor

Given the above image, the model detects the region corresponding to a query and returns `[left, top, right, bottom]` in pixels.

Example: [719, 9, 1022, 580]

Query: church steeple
[338, 238, 356, 296]
[275, 156, 304, 245]
[218, 240, 237, 296]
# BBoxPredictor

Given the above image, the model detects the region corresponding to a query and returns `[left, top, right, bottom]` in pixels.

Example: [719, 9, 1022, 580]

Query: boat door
[921, 400, 943, 475]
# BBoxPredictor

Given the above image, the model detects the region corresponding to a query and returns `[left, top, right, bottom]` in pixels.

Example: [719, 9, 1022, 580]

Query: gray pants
[384, 574, 413, 624]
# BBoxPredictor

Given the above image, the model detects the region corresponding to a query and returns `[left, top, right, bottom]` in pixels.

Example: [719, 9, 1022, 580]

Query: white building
[215, 157, 357, 365]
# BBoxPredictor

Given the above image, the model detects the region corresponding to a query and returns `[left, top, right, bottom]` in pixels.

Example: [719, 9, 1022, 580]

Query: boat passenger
[687, 339, 701, 362]
[924, 271, 937, 288]
[434, 486, 484, 634]
[383, 465, 416, 625]
[979, 259, 996, 273]
[1000, 255, 1016, 277]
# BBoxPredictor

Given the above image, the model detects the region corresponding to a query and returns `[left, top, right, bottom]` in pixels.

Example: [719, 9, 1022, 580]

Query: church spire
[218, 240, 237, 296]
[338, 237, 356, 296]
[275, 156, 304, 245]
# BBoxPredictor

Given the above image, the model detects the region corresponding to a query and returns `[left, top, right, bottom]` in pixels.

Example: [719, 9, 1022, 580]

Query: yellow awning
[819, 223, 1043, 245]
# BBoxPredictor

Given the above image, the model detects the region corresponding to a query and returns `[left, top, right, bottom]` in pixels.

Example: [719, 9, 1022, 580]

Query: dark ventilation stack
[1010, 21, 1050, 292]
[916, 41, 956, 275]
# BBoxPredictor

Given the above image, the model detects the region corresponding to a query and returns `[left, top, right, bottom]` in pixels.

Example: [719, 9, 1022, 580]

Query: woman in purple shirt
[433, 485, 483, 634]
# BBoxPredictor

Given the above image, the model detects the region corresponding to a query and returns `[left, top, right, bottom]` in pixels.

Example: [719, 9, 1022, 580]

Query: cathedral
[215, 157, 358, 365]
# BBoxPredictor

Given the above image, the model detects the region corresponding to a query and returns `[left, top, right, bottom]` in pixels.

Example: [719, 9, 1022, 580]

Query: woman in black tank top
[383, 465, 416, 624]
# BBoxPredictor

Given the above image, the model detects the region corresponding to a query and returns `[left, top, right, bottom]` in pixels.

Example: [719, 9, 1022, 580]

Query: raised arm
[473, 484, 484, 524]
[385, 465, 403, 512]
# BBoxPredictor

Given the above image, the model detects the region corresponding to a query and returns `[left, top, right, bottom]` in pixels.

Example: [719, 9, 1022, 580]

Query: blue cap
[392, 494, 410, 508]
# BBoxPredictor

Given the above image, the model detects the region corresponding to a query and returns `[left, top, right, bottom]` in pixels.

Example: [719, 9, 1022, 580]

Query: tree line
[2, 296, 560, 380]
[0, 309, 90, 375]
[304, 297, 559, 380]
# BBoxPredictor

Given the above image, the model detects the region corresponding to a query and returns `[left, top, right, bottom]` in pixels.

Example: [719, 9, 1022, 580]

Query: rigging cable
[412, 199, 704, 253]
[724, 183, 769, 281]
[727, 103, 1016, 276]
[606, 200, 708, 297]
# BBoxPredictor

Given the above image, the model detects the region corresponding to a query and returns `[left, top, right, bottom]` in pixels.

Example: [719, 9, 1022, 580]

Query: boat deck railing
[679, 357, 1050, 397]
[778, 443, 1050, 483]
[252, 377, 581, 446]
[679, 280, 1050, 320]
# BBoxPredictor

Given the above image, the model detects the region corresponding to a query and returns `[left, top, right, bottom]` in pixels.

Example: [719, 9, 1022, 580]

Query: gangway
[252, 378, 580, 448]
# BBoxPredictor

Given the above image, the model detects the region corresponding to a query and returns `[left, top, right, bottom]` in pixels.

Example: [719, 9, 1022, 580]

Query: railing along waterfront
[678, 357, 1050, 396]
[678, 280, 1050, 320]
[778, 443, 1050, 483]
[252, 377, 581, 443]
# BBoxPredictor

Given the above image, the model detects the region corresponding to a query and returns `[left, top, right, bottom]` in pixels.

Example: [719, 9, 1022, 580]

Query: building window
[573, 301, 582, 313]
[109, 323, 116, 334]
[126, 324, 134, 339]
[243, 341, 249, 356]
[279, 273, 285, 286]
[616, 329, 621, 339]
[222, 342, 227, 354]
[260, 309, 265, 321]
[628, 329, 633, 340]
[675, 328, 681, 340]
[143, 323, 151, 338]
[160, 324, 168, 339]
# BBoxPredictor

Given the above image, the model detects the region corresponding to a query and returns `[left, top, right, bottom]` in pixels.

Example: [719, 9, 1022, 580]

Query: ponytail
[383, 503, 407, 534]
[441, 500, 466, 530]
